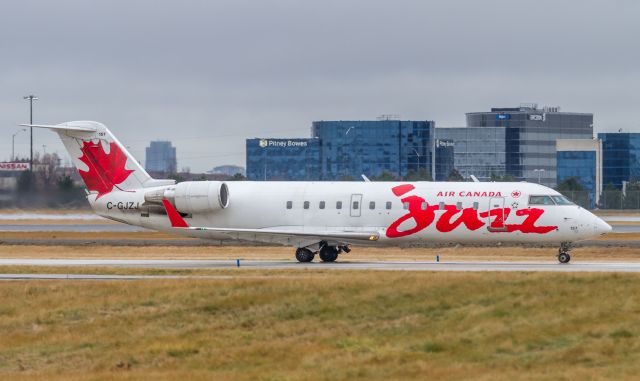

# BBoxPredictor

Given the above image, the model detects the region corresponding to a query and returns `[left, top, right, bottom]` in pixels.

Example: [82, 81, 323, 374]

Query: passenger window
[369, 201, 375, 210]
[421, 201, 427, 210]
[438, 202, 444, 210]
[529, 195, 555, 205]
[319, 201, 325, 209]
[473, 202, 479, 210]
[353, 201, 360, 209]
[336, 201, 342, 209]
[286, 201, 292, 209]
[456, 202, 462, 210]
[303, 201, 310, 209]
[386, 201, 392, 210]
[551, 195, 574, 205]
[403, 202, 409, 210]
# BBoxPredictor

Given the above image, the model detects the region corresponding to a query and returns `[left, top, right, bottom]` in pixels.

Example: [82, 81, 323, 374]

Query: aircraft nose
[594, 217, 612, 235]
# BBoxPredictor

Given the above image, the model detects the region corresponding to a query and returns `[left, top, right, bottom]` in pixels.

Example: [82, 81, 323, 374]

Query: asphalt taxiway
[3, 258, 640, 274]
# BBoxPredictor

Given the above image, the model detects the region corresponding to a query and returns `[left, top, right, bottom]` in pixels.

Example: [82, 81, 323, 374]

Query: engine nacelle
[172, 181, 229, 213]
[143, 181, 229, 214]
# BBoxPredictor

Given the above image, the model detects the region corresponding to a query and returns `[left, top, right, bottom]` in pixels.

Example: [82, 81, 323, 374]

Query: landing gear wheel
[558, 252, 571, 264]
[319, 246, 339, 262]
[295, 248, 315, 263]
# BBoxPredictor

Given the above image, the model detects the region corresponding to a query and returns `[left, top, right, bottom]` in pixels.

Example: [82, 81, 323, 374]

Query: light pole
[23, 94, 38, 170]
[534, 168, 545, 184]
[12, 128, 26, 161]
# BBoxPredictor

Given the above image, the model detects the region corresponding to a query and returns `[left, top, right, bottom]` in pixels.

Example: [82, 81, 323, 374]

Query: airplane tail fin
[22, 121, 174, 200]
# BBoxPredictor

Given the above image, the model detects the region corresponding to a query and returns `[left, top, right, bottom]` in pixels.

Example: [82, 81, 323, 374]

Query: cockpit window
[529, 195, 555, 205]
[551, 195, 574, 205]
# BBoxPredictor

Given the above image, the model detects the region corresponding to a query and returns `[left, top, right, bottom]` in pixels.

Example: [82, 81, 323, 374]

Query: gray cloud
[1, 0, 639, 171]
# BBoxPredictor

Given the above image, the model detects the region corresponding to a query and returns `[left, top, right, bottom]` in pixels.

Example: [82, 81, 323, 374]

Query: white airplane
[25, 121, 612, 264]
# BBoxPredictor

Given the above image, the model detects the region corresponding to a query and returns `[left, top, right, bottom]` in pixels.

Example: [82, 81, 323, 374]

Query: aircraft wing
[161, 199, 380, 244]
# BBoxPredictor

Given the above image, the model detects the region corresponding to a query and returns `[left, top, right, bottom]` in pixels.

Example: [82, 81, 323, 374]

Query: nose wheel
[558, 242, 572, 264]
[558, 252, 571, 264]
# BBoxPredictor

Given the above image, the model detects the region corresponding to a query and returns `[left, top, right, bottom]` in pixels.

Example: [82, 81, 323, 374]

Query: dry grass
[0, 244, 639, 262]
[0, 219, 115, 225]
[1, 272, 640, 380]
[0, 231, 184, 241]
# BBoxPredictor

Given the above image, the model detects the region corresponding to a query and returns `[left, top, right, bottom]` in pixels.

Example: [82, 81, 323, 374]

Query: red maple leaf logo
[77, 140, 134, 199]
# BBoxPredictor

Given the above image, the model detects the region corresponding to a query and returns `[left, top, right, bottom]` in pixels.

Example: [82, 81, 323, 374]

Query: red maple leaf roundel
[77, 140, 134, 199]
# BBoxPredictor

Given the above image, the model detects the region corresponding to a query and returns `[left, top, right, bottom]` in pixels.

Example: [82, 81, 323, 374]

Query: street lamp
[12, 128, 26, 161]
[534, 168, 545, 184]
[23, 94, 38, 170]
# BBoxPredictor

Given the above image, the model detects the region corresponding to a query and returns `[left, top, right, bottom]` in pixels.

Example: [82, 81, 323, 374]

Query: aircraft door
[487, 197, 507, 231]
[350, 194, 363, 217]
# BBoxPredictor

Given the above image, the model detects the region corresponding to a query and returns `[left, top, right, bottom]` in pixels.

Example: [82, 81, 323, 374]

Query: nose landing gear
[558, 242, 572, 264]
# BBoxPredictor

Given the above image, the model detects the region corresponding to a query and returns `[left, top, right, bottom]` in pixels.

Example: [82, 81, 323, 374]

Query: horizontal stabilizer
[19, 123, 97, 132]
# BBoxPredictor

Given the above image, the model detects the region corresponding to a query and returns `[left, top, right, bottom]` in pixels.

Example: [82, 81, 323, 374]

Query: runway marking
[3, 259, 640, 273]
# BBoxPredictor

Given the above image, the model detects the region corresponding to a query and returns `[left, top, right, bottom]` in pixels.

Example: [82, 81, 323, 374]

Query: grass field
[1, 271, 640, 380]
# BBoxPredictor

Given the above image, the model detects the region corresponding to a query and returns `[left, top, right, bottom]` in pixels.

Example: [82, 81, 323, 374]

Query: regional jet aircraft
[25, 121, 612, 263]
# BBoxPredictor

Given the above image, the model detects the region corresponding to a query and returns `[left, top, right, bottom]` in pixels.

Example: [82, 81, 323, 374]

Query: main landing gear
[295, 243, 350, 263]
[295, 248, 315, 263]
[558, 242, 572, 264]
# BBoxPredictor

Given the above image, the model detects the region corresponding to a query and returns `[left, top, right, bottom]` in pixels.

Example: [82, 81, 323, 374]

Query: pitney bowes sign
[259, 139, 308, 148]
[0, 162, 30, 171]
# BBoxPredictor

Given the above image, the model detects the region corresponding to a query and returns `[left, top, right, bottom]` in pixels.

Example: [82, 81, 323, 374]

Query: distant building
[145, 141, 177, 174]
[208, 165, 245, 177]
[556, 139, 603, 208]
[466, 105, 593, 187]
[435, 127, 506, 181]
[312, 120, 436, 180]
[598, 133, 640, 188]
[246, 138, 321, 180]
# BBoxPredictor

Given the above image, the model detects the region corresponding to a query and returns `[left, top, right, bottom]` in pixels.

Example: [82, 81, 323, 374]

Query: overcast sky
[1, 0, 639, 172]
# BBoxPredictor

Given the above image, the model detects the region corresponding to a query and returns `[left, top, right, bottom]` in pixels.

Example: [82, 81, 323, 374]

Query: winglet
[162, 199, 189, 228]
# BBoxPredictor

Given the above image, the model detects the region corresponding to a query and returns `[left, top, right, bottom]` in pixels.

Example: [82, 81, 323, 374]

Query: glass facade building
[599, 133, 640, 188]
[312, 120, 435, 180]
[466, 105, 593, 187]
[435, 127, 506, 181]
[246, 138, 320, 180]
[145, 141, 177, 174]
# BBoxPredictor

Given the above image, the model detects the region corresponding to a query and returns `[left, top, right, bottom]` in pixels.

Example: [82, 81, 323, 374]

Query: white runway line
[2, 258, 640, 272]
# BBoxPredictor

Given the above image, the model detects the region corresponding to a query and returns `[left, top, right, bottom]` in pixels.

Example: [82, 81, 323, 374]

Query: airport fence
[560, 190, 640, 210]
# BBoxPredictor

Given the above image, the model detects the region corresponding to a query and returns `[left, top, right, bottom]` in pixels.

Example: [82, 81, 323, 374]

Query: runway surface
[3, 258, 640, 273]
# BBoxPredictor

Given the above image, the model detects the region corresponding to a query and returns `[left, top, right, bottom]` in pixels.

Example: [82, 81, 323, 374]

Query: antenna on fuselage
[470, 175, 480, 183]
[361, 174, 371, 182]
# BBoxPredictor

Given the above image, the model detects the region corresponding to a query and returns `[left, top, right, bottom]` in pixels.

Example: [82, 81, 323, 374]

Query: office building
[208, 165, 245, 177]
[435, 127, 506, 181]
[598, 133, 640, 188]
[145, 141, 177, 174]
[246, 138, 321, 180]
[466, 104, 593, 187]
[556, 139, 602, 208]
[312, 120, 435, 180]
